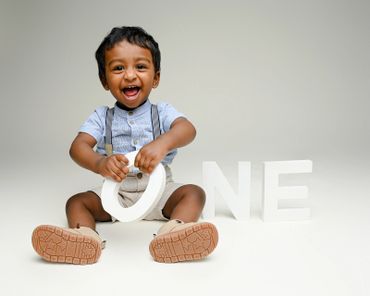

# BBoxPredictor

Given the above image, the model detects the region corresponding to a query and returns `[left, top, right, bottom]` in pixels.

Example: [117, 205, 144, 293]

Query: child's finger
[110, 165, 127, 182]
[141, 157, 152, 171]
[111, 171, 124, 182]
[134, 152, 142, 168]
[112, 156, 127, 170]
[122, 166, 129, 174]
[144, 162, 154, 174]
[110, 164, 122, 176]
[115, 154, 129, 165]
[137, 155, 146, 171]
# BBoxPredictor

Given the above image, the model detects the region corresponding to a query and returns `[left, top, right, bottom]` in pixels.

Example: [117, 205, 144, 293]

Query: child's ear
[152, 71, 160, 89]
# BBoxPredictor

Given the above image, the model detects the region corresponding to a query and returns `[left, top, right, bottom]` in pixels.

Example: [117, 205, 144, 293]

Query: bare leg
[162, 184, 206, 222]
[32, 191, 110, 264]
[65, 191, 112, 229]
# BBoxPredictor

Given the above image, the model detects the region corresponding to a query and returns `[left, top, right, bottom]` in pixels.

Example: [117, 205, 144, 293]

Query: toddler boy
[32, 26, 218, 264]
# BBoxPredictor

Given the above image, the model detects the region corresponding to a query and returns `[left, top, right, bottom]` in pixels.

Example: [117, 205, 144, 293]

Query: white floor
[1, 158, 369, 296]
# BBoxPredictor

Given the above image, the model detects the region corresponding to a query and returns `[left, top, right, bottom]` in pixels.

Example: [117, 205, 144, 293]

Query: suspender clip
[105, 144, 113, 156]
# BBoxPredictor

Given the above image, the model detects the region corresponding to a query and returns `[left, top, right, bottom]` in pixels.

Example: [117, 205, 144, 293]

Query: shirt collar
[114, 99, 151, 118]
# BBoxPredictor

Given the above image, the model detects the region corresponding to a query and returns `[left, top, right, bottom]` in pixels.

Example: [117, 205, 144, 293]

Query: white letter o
[101, 151, 166, 222]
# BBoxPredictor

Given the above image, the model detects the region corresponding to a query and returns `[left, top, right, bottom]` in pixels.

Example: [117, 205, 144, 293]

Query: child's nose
[124, 68, 137, 81]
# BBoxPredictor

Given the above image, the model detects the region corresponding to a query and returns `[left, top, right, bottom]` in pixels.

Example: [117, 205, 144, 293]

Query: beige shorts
[90, 166, 183, 221]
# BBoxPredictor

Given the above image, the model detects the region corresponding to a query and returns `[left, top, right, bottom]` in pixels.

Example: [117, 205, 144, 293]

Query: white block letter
[262, 160, 312, 222]
[202, 162, 251, 220]
[101, 151, 166, 222]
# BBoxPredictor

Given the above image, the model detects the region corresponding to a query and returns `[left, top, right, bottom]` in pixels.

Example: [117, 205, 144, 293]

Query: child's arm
[69, 132, 129, 182]
[134, 117, 196, 174]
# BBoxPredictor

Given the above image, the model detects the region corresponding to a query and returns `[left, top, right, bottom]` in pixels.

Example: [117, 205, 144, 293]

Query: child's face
[103, 40, 160, 109]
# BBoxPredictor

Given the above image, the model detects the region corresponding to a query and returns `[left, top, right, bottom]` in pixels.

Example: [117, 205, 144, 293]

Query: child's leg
[65, 191, 112, 229]
[161, 184, 206, 222]
[32, 191, 111, 265]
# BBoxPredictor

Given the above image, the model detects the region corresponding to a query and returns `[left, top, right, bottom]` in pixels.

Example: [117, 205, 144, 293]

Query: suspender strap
[104, 104, 161, 156]
[104, 107, 114, 156]
[151, 104, 161, 140]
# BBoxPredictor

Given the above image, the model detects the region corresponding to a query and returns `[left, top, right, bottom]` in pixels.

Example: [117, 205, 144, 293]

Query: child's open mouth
[122, 86, 140, 98]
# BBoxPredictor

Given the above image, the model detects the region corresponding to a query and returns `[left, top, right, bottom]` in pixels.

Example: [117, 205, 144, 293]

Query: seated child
[31, 26, 218, 264]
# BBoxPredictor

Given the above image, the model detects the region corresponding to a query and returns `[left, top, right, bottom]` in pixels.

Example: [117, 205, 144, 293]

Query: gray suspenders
[104, 104, 161, 156]
[150, 103, 161, 142]
[104, 107, 115, 156]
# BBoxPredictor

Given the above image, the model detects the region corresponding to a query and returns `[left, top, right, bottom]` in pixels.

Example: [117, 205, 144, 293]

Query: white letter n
[202, 162, 251, 220]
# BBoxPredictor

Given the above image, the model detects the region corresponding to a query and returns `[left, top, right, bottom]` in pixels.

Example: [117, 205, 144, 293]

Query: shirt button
[133, 140, 137, 145]
[137, 172, 143, 179]
[129, 120, 134, 125]
[128, 111, 133, 116]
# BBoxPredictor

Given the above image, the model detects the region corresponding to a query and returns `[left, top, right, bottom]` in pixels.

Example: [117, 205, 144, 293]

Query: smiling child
[31, 26, 218, 264]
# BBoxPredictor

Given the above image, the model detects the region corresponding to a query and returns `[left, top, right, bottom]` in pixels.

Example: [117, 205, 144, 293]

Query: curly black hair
[95, 26, 161, 85]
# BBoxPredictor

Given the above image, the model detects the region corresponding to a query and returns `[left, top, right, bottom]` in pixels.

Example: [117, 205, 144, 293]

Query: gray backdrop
[1, 0, 369, 184]
[1, 2, 370, 295]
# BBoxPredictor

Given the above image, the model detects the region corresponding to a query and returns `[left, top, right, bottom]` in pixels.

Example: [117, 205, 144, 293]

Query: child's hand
[96, 154, 129, 182]
[135, 140, 168, 174]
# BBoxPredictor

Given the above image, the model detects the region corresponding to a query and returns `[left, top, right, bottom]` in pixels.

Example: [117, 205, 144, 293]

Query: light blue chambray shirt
[79, 99, 185, 167]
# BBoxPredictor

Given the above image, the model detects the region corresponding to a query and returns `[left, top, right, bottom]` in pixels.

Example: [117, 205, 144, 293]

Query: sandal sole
[31, 225, 101, 265]
[149, 222, 218, 263]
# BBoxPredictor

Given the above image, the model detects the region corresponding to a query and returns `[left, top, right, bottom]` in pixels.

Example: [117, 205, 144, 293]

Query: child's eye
[113, 65, 124, 71]
[136, 64, 147, 70]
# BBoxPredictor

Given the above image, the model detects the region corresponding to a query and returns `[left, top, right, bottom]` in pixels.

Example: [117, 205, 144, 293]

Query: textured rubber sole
[31, 225, 101, 265]
[149, 222, 218, 263]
